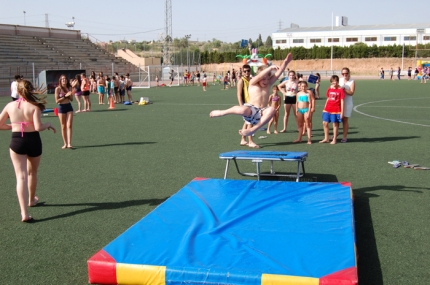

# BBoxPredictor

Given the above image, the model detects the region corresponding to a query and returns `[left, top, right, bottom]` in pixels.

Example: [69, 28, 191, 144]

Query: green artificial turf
[0, 79, 429, 284]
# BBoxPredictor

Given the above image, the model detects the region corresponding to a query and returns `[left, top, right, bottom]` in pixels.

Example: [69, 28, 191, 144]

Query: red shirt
[324, 87, 345, 113]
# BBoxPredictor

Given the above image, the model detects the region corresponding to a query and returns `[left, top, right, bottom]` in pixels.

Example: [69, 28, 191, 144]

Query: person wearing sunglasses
[339, 67, 355, 143]
[235, 65, 259, 148]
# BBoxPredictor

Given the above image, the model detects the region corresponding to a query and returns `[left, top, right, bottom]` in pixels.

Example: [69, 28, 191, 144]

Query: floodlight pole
[23, 11, 26, 25]
[330, 12, 333, 73]
[185, 34, 191, 71]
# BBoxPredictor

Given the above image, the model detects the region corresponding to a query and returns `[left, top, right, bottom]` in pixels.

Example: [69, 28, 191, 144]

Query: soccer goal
[133, 65, 151, 88]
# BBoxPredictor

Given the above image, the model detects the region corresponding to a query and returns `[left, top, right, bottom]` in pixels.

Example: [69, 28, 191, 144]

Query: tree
[265, 36, 273, 48]
[255, 34, 263, 48]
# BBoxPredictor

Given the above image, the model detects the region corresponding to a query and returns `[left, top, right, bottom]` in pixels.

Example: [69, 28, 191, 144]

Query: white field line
[354, 98, 430, 127]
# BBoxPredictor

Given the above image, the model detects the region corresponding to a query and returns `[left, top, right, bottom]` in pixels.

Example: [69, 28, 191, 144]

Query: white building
[272, 23, 430, 49]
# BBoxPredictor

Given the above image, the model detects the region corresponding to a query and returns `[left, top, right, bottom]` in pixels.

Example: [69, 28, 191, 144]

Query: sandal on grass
[414, 166, 430, 170]
[404, 164, 419, 168]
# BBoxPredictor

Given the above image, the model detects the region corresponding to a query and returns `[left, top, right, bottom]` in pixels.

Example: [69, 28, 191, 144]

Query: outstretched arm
[249, 65, 278, 86]
[274, 53, 293, 79]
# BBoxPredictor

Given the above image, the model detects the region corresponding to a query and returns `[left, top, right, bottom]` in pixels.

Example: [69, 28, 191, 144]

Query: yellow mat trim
[262, 273, 319, 285]
[116, 263, 165, 285]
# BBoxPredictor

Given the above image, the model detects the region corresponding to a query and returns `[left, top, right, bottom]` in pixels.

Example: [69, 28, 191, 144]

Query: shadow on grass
[261, 173, 338, 182]
[89, 108, 129, 113]
[35, 197, 169, 222]
[260, 135, 419, 147]
[76, 141, 156, 149]
[352, 185, 428, 285]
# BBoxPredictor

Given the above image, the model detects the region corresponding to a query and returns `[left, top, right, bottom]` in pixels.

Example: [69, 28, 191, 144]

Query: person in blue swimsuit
[294, 81, 315, 144]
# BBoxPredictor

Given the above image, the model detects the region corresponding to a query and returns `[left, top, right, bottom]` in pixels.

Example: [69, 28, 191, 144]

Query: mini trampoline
[88, 178, 357, 284]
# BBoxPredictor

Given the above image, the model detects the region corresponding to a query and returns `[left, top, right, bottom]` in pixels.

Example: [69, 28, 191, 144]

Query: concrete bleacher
[0, 25, 139, 96]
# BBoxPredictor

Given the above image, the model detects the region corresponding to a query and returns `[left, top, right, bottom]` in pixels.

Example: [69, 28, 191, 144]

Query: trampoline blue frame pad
[88, 178, 357, 284]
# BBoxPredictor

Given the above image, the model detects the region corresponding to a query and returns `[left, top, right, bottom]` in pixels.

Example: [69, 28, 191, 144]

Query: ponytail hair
[17, 80, 47, 111]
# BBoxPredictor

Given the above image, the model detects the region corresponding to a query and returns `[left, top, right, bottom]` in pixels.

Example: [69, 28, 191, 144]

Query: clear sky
[0, 0, 426, 44]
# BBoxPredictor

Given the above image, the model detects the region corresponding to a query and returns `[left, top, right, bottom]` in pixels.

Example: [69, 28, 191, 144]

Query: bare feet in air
[239, 128, 254, 137]
[209, 110, 225, 117]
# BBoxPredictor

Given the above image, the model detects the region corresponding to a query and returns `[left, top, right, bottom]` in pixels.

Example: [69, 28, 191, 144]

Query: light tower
[163, 0, 172, 65]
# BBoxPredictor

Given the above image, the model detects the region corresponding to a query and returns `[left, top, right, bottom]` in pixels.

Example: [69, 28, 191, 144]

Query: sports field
[0, 79, 429, 285]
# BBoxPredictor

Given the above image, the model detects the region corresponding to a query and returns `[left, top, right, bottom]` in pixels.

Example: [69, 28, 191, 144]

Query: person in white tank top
[339, 67, 355, 143]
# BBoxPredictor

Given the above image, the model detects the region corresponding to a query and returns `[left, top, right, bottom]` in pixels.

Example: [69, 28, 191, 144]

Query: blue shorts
[322, 112, 342, 123]
[97, 86, 105, 94]
[58, 103, 73, 114]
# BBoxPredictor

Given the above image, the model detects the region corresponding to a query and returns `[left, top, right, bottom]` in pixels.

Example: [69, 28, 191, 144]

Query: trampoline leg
[270, 161, 275, 175]
[296, 162, 301, 182]
[256, 162, 261, 181]
[224, 160, 230, 179]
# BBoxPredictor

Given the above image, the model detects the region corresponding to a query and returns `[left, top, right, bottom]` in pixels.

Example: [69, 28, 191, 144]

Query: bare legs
[10, 150, 41, 221]
[98, 91, 104, 104]
[127, 90, 133, 102]
[320, 122, 339, 144]
[210, 106, 276, 137]
[59, 112, 73, 148]
[280, 104, 297, 133]
[75, 95, 82, 113]
[240, 122, 259, 148]
[342, 117, 349, 142]
[294, 112, 312, 144]
[267, 111, 279, 134]
[83, 96, 91, 111]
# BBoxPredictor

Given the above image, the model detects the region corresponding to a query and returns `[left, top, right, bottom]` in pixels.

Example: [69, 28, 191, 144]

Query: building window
[346, 38, 358, 42]
[384, 37, 397, 41]
[365, 37, 377, 42]
[310, 38, 321, 43]
[293, 39, 304, 43]
[404, 36, 416, 41]
[328, 38, 339, 43]
[423, 36, 430, 40]
[275, 39, 287, 44]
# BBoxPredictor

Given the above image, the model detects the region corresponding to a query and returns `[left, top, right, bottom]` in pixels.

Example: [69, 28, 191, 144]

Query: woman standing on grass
[339, 67, 355, 143]
[278, 70, 299, 133]
[97, 72, 106, 104]
[314, 73, 321, 99]
[125, 73, 133, 102]
[0, 80, 56, 222]
[81, 73, 91, 111]
[55, 75, 74, 149]
[71, 74, 82, 113]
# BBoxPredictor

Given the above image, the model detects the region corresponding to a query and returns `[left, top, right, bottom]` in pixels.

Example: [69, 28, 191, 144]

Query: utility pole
[163, 0, 173, 65]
